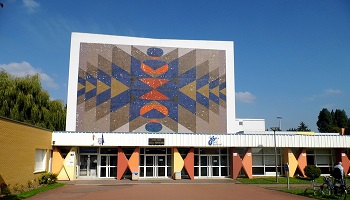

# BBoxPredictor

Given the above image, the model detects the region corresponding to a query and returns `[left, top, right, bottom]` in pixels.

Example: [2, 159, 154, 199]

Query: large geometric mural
[75, 43, 227, 133]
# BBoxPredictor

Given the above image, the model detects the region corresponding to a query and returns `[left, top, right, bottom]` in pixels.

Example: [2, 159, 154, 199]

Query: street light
[271, 126, 279, 183]
[277, 116, 282, 131]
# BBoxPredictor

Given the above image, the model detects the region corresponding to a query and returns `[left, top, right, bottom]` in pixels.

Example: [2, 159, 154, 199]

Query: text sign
[148, 138, 165, 145]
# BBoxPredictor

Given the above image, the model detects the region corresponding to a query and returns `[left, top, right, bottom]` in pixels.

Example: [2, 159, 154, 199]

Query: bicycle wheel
[336, 191, 346, 200]
[318, 183, 332, 197]
[335, 186, 347, 200]
[322, 184, 332, 197]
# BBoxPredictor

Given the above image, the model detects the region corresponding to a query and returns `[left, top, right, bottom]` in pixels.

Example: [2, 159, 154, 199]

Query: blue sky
[0, 0, 349, 132]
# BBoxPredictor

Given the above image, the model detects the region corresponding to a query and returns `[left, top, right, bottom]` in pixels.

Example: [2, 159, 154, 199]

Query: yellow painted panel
[52, 147, 64, 174]
[284, 148, 298, 177]
[297, 132, 315, 135]
[172, 148, 184, 173]
[57, 147, 77, 181]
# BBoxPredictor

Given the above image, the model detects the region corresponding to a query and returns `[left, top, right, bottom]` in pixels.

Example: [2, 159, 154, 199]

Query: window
[306, 148, 334, 174]
[35, 149, 47, 172]
[194, 148, 229, 177]
[252, 148, 283, 176]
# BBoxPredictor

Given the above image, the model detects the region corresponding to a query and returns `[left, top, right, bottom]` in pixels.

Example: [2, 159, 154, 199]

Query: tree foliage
[287, 121, 311, 131]
[0, 71, 66, 130]
[297, 122, 311, 131]
[317, 108, 334, 133]
[317, 108, 349, 133]
[333, 109, 348, 128]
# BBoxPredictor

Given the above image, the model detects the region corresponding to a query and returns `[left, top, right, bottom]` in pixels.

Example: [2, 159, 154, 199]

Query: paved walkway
[27, 179, 313, 200]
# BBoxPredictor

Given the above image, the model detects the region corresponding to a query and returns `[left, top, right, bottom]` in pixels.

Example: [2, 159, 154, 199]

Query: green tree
[317, 108, 333, 133]
[333, 109, 348, 128]
[286, 122, 311, 132]
[297, 122, 311, 131]
[0, 71, 66, 130]
[317, 108, 349, 133]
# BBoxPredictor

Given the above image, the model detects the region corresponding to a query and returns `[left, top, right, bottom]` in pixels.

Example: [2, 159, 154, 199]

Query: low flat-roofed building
[0, 117, 52, 190]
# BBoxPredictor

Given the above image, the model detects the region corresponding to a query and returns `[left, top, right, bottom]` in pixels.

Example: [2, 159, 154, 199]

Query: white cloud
[324, 89, 341, 95]
[308, 89, 342, 100]
[23, 0, 40, 13]
[0, 61, 59, 89]
[236, 91, 256, 103]
[320, 103, 335, 110]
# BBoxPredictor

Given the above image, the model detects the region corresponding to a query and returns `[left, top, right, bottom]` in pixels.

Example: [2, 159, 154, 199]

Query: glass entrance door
[211, 156, 220, 176]
[145, 155, 166, 178]
[100, 155, 117, 178]
[199, 155, 220, 177]
[79, 155, 98, 177]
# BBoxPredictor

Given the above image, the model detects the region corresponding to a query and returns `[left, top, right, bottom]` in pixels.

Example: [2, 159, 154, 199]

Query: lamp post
[271, 127, 279, 183]
[277, 116, 282, 131]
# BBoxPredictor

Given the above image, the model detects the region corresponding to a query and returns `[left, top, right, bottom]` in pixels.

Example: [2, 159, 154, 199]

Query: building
[0, 117, 52, 190]
[51, 32, 350, 180]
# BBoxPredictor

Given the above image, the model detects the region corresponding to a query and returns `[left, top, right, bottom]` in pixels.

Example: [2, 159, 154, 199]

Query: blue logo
[208, 136, 218, 145]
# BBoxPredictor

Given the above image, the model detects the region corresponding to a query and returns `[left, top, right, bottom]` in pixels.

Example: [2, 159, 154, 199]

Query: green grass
[280, 189, 324, 199]
[237, 176, 324, 184]
[0, 183, 65, 200]
[281, 188, 350, 200]
[237, 176, 350, 185]
[237, 177, 350, 200]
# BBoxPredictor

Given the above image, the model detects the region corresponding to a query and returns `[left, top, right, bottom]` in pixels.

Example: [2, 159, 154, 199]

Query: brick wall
[0, 117, 52, 192]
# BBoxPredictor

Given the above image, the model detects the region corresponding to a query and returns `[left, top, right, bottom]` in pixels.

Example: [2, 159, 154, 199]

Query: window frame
[34, 149, 47, 173]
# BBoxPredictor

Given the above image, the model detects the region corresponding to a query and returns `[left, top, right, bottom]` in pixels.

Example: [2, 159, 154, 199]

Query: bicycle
[316, 176, 347, 200]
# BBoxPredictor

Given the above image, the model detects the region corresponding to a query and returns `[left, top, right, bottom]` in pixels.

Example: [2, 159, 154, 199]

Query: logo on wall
[208, 135, 222, 146]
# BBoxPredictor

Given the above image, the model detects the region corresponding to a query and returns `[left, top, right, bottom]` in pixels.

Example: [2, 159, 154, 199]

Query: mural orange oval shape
[140, 104, 168, 116]
[141, 63, 169, 75]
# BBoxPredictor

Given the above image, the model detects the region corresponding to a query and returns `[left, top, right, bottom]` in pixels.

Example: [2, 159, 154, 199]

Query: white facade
[52, 132, 350, 148]
[235, 118, 266, 132]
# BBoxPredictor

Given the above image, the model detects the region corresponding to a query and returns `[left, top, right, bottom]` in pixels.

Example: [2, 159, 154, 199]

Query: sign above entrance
[148, 138, 165, 145]
[208, 136, 222, 146]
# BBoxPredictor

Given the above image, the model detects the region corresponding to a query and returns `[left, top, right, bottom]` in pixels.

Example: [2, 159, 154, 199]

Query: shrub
[0, 183, 10, 195]
[39, 173, 58, 185]
[28, 179, 37, 188]
[304, 165, 321, 180]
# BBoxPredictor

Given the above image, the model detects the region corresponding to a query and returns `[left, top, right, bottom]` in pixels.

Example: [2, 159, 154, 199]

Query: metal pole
[277, 116, 282, 131]
[287, 171, 290, 190]
[274, 130, 278, 183]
